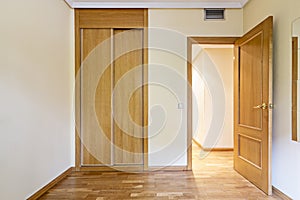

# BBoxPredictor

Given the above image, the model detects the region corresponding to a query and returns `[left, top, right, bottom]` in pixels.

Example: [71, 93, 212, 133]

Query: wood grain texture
[79, 165, 144, 172]
[238, 134, 262, 168]
[81, 29, 112, 165]
[113, 29, 144, 165]
[75, 9, 148, 171]
[78, 9, 145, 28]
[234, 16, 273, 195]
[292, 37, 298, 141]
[143, 9, 149, 171]
[75, 9, 81, 171]
[189, 37, 238, 44]
[39, 144, 283, 200]
[27, 167, 74, 200]
[238, 32, 263, 129]
[187, 37, 193, 170]
[272, 186, 293, 200]
[148, 166, 188, 171]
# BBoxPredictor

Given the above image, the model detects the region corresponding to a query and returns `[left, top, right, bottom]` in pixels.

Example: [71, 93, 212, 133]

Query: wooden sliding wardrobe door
[75, 9, 148, 171]
[81, 29, 112, 166]
[113, 29, 144, 165]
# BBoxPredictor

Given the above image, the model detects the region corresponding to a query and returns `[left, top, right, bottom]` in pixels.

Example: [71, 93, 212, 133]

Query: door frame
[75, 9, 148, 171]
[186, 37, 239, 170]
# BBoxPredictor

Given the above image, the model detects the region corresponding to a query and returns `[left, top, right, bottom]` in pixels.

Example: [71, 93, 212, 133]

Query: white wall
[0, 0, 74, 199]
[148, 9, 242, 166]
[243, 0, 300, 198]
[192, 47, 234, 149]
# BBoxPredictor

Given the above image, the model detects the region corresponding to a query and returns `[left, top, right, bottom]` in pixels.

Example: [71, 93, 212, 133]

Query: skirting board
[148, 166, 188, 171]
[193, 139, 233, 151]
[272, 186, 292, 200]
[79, 165, 144, 172]
[27, 167, 74, 200]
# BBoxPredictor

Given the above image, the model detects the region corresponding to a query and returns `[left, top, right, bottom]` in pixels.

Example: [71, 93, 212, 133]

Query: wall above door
[65, 0, 249, 8]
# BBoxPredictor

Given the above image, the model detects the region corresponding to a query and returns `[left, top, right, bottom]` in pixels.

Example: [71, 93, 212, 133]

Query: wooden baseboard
[79, 165, 144, 172]
[193, 139, 233, 151]
[27, 167, 74, 200]
[272, 186, 292, 200]
[149, 166, 187, 171]
[79, 165, 186, 172]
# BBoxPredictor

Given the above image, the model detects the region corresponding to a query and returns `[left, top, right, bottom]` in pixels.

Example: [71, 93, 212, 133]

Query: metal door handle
[253, 103, 268, 110]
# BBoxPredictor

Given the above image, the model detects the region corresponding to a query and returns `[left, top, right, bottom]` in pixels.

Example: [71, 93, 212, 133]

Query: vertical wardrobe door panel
[81, 29, 112, 165]
[113, 29, 144, 165]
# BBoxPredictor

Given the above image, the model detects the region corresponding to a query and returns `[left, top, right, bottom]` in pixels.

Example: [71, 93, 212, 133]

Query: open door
[234, 16, 273, 195]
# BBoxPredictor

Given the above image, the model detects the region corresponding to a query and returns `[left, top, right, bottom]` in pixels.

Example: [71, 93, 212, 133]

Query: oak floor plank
[39, 144, 283, 200]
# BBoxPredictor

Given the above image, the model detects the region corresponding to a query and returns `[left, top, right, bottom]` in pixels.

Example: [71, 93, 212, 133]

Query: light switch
[178, 103, 184, 109]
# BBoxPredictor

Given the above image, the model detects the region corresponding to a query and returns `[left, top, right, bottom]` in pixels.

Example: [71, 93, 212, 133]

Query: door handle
[253, 103, 268, 110]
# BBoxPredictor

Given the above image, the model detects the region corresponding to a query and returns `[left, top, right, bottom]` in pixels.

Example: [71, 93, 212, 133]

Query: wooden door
[81, 29, 112, 166]
[80, 28, 144, 167]
[234, 16, 273, 194]
[113, 29, 144, 165]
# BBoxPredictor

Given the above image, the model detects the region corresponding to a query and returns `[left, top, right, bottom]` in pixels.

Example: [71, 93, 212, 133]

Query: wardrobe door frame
[75, 9, 148, 171]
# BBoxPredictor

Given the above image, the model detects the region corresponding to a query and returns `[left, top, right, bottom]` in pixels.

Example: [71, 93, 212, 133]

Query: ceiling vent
[204, 9, 225, 20]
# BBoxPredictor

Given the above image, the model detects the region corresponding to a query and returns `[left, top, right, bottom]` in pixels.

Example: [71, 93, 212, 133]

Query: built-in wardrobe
[75, 9, 148, 171]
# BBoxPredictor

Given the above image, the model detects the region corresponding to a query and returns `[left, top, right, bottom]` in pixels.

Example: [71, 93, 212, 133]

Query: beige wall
[149, 9, 243, 36]
[148, 9, 242, 166]
[0, 0, 74, 199]
[244, 0, 300, 198]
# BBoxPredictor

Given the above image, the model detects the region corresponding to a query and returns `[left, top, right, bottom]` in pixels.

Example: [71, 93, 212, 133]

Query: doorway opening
[187, 37, 238, 170]
[187, 17, 273, 194]
[188, 41, 237, 191]
[191, 43, 234, 152]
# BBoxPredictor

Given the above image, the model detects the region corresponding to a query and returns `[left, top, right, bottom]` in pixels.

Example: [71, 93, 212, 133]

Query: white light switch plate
[178, 103, 184, 109]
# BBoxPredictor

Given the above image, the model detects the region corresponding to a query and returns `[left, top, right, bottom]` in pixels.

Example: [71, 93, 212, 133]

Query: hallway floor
[39, 144, 282, 199]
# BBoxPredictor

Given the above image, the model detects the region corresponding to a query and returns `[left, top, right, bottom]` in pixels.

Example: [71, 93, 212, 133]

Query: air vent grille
[204, 9, 225, 20]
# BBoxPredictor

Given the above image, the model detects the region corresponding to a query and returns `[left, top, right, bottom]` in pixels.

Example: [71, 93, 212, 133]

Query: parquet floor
[39, 144, 282, 199]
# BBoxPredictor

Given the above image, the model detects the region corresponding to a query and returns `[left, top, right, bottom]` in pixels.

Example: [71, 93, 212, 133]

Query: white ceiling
[65, 0, 250, 8]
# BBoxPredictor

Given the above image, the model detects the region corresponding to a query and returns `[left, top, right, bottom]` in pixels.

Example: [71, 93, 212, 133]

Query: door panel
[234, 16, 273, 195]
[113, 29, 144, 165]
[81, 29, 112, 165]
[239, 33, 263, 129]
[238, 134, 262, 168]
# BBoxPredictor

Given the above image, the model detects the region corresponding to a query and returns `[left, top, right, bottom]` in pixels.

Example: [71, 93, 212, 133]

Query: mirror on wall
[292, 17, 300, 142]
